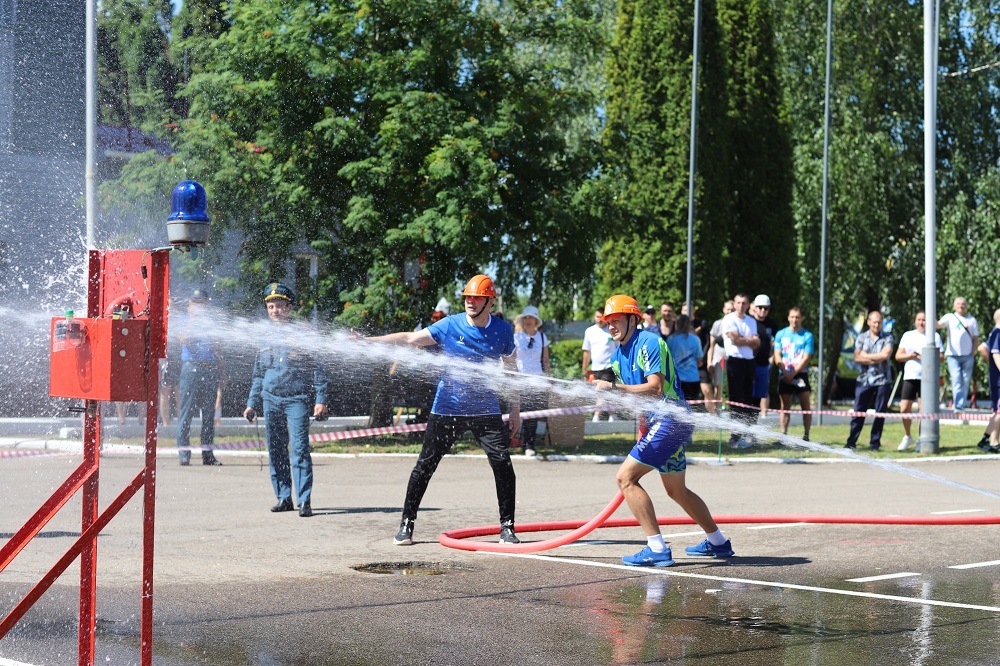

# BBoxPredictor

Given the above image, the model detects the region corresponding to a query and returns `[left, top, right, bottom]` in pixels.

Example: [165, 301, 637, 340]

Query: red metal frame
[0, 248, 170, 666]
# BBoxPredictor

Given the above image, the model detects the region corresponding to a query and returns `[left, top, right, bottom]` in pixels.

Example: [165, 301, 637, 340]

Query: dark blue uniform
[246, 322, 328, 507]
[176, 315, 222, 465]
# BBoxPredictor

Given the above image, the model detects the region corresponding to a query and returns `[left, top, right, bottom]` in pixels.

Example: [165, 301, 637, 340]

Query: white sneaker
[608, 415, 617, 421]
[592, 414, 600, 422]
[897, 435, 915, 451]
[524, 448, 536, 457]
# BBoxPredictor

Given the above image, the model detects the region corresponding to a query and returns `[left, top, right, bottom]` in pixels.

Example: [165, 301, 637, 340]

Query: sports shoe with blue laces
[685, 539, 734, 558]
[622, 546, 675, 567]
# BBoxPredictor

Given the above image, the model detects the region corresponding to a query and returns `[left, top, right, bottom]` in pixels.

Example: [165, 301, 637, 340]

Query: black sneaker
[977, 436, 993, 453]
[499, 521, 520, 544]
[394, 518, 414, 546]
[202, 453, 223, 466]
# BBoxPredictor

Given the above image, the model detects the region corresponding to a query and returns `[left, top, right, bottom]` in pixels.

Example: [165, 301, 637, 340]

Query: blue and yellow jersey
[611, 329, 685, 422]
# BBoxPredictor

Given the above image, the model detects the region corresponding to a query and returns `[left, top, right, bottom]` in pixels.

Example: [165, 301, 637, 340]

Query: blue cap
[168, 181, 210, 222]
[263, 282, 296, 305]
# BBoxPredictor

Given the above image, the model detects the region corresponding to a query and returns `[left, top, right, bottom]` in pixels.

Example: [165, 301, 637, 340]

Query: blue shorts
[752, 365, 770, 400]
[628, 417, 693, 475]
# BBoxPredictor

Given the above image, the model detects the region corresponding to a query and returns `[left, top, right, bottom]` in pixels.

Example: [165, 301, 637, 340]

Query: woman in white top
[513, 305, 550, 456]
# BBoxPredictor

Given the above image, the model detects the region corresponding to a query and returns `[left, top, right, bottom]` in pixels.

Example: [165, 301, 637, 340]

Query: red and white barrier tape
[0, 449, 75, 459]
[725, 400, 993, 421]
[309, 404, 600, 442]
[2, 399, 991, 460]
[0, 405, 604, 460]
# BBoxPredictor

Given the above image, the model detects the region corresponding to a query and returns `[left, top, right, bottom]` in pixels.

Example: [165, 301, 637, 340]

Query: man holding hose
[365, 274, 521, 546]
[592, 294, 734, 566]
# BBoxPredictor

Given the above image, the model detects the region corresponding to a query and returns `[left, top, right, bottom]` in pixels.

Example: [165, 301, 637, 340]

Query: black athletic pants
[726, 357, 756, 437]
[401, 413, 516, 524]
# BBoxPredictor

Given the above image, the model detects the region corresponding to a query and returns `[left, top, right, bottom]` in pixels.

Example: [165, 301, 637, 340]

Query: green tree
[599, 0, 731, 312]
[97, 0, 178, 133]
[774, 0, 925, 396]
[715, 0, 796, 309]
[104, 0, 609, 331]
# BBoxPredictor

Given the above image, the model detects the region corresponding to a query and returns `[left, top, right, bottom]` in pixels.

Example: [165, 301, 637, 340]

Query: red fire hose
[439, 491, 1000, 553]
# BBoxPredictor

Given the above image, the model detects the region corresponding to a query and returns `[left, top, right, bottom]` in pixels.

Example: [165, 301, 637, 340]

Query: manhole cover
[352, 561, 467, 576]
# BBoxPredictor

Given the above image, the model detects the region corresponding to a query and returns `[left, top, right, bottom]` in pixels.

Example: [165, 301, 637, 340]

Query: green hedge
[549, 339, 584, 380]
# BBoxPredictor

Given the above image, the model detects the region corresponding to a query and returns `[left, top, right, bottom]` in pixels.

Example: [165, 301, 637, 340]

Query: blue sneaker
[685, 539, 735, 558]
[622, 546, 675, 567]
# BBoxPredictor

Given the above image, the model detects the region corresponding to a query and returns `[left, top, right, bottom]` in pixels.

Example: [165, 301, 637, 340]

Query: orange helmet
[461, 274, 498, 298]
[602, 294, 641, 321]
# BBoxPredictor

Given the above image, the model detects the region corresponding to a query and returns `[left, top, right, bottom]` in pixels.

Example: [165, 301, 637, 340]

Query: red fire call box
[49, 317, 149, 402]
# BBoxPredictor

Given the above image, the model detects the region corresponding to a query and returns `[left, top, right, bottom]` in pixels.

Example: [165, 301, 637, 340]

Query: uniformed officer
[244, 283, 329, 517]
[176, 289, 224, 466]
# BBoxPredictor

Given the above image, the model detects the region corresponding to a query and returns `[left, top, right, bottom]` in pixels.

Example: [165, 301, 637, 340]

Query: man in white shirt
[721, 293, 759, 448]
[582, 307, 619, 422]
[895, 311, 943, 451]
[706, 300, 734, 415]
[937, 297, 980, 411]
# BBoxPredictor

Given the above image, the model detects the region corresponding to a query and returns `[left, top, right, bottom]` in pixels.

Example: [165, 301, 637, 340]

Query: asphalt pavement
[0, 445, 999, 665]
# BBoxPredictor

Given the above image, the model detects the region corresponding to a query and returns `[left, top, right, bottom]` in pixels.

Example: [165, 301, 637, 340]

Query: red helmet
[461, 274, 498, 298]
[602, 294, 641, 321]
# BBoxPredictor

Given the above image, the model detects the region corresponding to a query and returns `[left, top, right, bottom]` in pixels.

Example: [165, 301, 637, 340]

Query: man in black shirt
[751, 294, 778, 421]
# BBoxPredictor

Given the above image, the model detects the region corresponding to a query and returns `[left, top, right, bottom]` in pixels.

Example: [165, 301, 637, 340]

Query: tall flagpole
[817, 0, 834, 425]
[685, 0, 702, 315]
[85, 0, 97, 249]
[918, 0, 940, 453]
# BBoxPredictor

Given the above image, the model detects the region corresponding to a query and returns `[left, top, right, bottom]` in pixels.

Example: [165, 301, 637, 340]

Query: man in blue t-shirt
[772, 307, 815, 441]
[592, 294, 734, 567]
[366, 274, 522, 546]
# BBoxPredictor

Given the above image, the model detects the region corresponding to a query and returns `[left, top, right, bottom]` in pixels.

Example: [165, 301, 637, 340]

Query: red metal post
[0, 247, 170, 665]
[140, 248, 169, 666]
[78, 401, 100, 665]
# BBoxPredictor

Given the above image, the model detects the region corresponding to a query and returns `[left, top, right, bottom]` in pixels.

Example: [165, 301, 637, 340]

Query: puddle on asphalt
[351, 561, 471, 576]
[576, 575, 1000, 663]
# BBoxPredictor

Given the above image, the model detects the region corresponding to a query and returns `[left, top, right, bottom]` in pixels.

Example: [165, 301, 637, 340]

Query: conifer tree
[599, 0, 731, 311]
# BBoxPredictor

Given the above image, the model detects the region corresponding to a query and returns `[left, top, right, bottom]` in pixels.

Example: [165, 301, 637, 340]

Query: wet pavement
[0, 452, 998, 664]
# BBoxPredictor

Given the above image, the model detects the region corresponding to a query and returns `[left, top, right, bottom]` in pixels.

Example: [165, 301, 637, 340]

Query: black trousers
[402, 414, 516, 524]
[847, 382, 891, 449]
[726, 357, 756, 435]
[519, 390, 549, 450]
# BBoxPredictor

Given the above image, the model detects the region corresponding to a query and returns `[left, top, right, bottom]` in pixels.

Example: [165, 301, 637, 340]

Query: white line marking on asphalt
[847, 572, 921, 583]
[486, 552, 1000, 613]
[561, 540, 615, 547]
[746, 523, 811, 530]
[930, 509, 985, 515]
[663, 530, 704, 538]
[948, 560, 1000, 570]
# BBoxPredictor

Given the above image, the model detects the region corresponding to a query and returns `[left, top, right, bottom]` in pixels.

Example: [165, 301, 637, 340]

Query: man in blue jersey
[592, 294, 733, 567]
[366, 274, 522, 546]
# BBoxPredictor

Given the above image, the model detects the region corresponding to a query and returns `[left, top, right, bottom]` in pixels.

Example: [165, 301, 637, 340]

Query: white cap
[753, 294, 771, 307]
[520, 305, 541, 322]
[435, 297, 451, 314]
